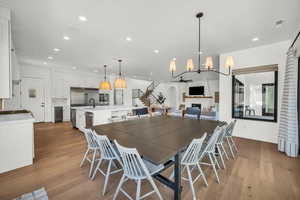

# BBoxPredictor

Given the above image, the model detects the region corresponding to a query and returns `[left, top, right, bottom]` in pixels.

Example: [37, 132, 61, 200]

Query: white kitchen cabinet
[0, 8, 11, 99]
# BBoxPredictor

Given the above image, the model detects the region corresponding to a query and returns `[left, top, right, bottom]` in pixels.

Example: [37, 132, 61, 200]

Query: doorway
[21, 77, 45, 122]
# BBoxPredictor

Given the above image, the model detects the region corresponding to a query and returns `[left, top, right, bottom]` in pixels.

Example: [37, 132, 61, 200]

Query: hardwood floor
[0, 122, 299, 200]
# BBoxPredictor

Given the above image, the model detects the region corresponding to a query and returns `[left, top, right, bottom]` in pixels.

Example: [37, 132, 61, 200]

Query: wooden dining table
[93, 116, 224, 200]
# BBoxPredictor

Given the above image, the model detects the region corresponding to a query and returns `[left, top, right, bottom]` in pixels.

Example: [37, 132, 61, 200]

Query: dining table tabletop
[93, 116, 224, 200]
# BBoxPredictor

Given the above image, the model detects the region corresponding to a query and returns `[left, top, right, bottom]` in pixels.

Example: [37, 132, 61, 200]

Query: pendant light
[114, 59, 126, 89]
[99, 65, 112, 90]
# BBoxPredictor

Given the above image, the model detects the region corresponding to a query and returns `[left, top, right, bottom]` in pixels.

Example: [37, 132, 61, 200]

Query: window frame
[231, 67, 278, 123]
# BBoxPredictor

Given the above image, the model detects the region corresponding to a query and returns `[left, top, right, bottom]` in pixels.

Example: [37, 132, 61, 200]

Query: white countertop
[0, 113, 35, 125]
[72, 105, 146, 113]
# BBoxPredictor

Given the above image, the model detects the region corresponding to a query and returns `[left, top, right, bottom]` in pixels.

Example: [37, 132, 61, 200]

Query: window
[232, 65, 278, 122]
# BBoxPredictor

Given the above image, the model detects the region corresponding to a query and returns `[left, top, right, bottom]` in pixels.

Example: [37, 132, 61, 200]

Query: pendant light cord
[198, 14, 201, 71]
[118, 59, 122, 77]
[104, 65, 107, 80]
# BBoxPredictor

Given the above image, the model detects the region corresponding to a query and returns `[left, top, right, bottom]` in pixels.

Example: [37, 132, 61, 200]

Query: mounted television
[189, 86, 204, 95]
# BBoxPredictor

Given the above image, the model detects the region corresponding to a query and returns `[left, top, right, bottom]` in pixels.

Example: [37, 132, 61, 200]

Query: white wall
[219, 40, 290, 143]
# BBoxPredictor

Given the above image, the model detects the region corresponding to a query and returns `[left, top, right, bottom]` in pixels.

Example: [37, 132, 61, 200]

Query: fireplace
[192, 104, 201, 111]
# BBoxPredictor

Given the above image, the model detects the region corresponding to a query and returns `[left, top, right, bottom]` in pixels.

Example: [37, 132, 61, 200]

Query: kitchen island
[0, 110, 35, 173]
[72, 105, 147, 130]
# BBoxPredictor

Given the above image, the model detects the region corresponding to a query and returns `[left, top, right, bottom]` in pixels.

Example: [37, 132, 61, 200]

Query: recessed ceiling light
[78, 16, 87, 22]
[53, 48, 60, 52]
[48, 56, 53, 60]
[154, 49, 159, 54]
[72, 66, 77, 70]
[94, 69, 99, 73]
[126, 37, 132, 41]
[252, 37, 259, 42]
[43, 62, 47, 65]
[63, 36, 70, 40]
[275, 20, 284, 28]
[133, 75, 137, 78]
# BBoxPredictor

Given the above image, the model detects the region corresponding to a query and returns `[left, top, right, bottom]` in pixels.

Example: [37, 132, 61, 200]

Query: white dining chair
[215, 126, 229, 169]
[80, 128, 100, 178]
[179, 133, 208, 200]
[199, 127, 221, 183]
[91, 132, 123, 195]
[113, 140, 164, 200]
[225, 120, 238, 158]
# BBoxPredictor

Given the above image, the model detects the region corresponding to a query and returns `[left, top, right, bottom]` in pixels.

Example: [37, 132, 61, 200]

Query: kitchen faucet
[89, 98, 96, 108]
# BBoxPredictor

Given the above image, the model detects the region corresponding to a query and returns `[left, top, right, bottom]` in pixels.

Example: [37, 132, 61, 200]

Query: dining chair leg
[196, 163, 208, 187]
[227, 137, 235, 158]
[221, 143, 229, 160]
[217, 145, 226, 169]
[80, 149, 89, 167]
[212, 153, 220, 169]
[208, 153, 220, 184]
[103, 160, 112, 195]
[147, 176, 163, 200]
[91, 158, 103, 180]
[230, 137, 238, 152]
[89, 150, 97, 177]
[136, 179, 141, 200]
[113, 174, 126, 200]
[186, 166, 196, 200]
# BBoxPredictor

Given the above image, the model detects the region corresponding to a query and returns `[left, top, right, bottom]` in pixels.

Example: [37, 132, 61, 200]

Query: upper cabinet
[0, 8, 11, 98]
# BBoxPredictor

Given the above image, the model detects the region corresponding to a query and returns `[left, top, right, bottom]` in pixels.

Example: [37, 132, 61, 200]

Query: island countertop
[72, 105, 146, 112]
[0, 112, 35, 125]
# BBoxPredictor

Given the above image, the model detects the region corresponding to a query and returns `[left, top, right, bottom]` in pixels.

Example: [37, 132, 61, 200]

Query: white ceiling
[1, 0, 300, 81]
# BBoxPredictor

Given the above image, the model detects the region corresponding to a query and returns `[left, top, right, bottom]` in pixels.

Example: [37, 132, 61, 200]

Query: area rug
[13, 188, 48, 200]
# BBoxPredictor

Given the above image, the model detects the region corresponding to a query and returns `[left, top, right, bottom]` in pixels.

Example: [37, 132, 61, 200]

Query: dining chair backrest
[225, 120, 237, 137]
[82, 128, 98, 148]
[114, 140, 150, 179]
[92, 131, 119, 160]
[181, 133, 207, 165]
[202, 126, 221, 154]
[216, 126, 227, 144]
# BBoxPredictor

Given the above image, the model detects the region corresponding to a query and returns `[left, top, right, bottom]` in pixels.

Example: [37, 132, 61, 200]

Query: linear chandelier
[169, 12, 234, 79]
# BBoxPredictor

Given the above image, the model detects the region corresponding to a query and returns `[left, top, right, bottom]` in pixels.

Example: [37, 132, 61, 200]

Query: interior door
[21, 77, 45, 122]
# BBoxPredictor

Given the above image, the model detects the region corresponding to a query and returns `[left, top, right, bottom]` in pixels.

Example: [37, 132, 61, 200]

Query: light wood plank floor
[0, 122, 300, 200]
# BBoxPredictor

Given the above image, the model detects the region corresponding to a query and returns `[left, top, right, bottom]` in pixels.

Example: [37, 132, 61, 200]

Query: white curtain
[278, 47, 299, 157]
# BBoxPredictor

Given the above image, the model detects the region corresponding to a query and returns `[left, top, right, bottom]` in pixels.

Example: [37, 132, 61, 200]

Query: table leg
[174, 153, 181, 200]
